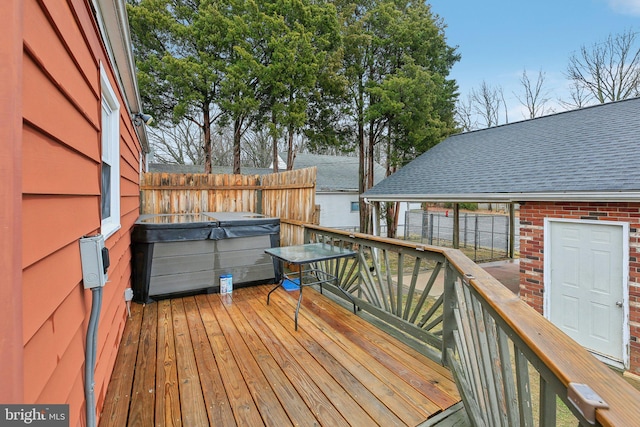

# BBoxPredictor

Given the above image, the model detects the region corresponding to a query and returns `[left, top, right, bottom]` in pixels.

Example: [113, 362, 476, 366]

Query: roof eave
[317, 189, 358, 193]
[362, 191, 640, 203]
[94, 0, 149, 153]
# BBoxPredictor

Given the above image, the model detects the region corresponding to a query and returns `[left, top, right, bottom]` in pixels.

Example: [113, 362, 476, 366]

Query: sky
[429, 0, 640, 123]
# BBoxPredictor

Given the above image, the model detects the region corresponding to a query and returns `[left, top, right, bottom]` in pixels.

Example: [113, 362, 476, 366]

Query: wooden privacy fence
[139, 168, 317, 245]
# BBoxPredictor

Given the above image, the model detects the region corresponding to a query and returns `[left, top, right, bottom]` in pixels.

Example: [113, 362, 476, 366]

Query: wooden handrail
[445, 249, 640, 427]
[304, 223, 449, 254]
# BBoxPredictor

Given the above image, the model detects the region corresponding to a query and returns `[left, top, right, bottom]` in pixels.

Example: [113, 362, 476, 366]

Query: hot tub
[132, 212, 279, 302]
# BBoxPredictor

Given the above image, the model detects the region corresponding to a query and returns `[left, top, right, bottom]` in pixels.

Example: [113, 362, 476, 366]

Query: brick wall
[519, 201, 640, 374]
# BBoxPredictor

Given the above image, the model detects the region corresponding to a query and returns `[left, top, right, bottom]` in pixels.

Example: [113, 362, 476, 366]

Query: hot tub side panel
[212, 233, 279, 291]
[132, 213, 280, 302]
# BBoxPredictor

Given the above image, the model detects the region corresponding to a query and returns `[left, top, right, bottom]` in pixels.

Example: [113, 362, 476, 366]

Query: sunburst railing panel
[301, 224, 639, 426]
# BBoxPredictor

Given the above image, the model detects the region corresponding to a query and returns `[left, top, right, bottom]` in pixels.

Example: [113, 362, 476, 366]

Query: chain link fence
[402, 210, 519, 262]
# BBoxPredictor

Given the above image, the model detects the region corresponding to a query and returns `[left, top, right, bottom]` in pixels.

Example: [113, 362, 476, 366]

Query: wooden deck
[99, 284, 461, 426]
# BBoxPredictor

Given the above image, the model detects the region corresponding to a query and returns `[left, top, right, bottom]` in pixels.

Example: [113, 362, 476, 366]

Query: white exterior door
[544, 219, 628, 366]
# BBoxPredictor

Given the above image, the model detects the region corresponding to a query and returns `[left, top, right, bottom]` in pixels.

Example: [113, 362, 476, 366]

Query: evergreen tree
[128, 0, 229, 173]
[336, 0, 459, 232]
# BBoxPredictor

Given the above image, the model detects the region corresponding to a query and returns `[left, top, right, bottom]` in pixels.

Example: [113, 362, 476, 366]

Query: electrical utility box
[80, 235, 110, 288]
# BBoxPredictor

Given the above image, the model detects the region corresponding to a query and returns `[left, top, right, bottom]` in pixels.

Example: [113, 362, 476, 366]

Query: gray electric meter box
[80, 234, 110, 288]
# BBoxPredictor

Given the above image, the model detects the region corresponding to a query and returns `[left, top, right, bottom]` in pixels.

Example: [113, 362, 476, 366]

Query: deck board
[99, 284, 461, 427]
[196, 295, 263, 426]
[295, 286, 459, 407]
[212, 293, 330, 426]
[253, 286, 427, 425]
[171, 298, 210, 426]
[128, 301, 157, 427]
[207, 294, 296, 426]
[241, 288, 380, 425]
[155, 299, 181, 427]
[100, 299, 143, 427]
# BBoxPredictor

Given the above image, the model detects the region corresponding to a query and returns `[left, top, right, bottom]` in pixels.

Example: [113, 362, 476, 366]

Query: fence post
[422, 210, 428, 244]
[474, 215, 479, 261]
[464, 213, 468, 248]
[404, 210, 409, 240]
[303, 226, 311, 244]
[491, 216, 495, 259]
[429, 214, 434, 245]
[505, 213, 510, 255]
[256, 188, 263, 215]
[453, 203, 460, 249]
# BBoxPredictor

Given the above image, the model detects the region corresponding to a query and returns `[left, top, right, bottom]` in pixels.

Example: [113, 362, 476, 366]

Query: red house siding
[520, 201, 640, 375]
[15, 0, 143, 425]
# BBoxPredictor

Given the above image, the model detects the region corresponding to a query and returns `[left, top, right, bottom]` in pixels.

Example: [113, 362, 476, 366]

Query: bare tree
[499, 86, 509, 124]
[471, 81, 503, 128]
[516, 69, 553, 119]
[455, 93, 477, 131]
[559, 80, 593, 110]
[567, 29, 640, 103]
[242, 130, 273, 168]
[211, 125, 235, 167]
[149, 120, 205, 165]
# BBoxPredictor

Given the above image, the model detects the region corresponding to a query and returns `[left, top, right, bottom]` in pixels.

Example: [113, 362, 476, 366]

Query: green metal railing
[303, 224, 640, 427]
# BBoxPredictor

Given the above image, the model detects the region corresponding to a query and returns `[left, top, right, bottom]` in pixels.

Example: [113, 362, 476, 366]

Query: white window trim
[100, 63, 121, 238]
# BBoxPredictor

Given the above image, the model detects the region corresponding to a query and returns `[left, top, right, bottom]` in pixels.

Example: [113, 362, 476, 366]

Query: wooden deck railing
[302, 224, 640, 427]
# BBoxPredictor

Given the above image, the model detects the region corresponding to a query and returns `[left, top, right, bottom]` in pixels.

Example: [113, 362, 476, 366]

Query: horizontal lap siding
[22, 125, 98, 195]
[22, 243, 81, 344]
[520, 201, 640, 375]
[22, 195, 99, 267]
[22, 53, 99, 159]
[21, 1, 141, 425]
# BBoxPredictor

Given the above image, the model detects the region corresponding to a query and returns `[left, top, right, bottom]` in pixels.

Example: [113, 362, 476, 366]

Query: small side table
[265, 243, 358, 330]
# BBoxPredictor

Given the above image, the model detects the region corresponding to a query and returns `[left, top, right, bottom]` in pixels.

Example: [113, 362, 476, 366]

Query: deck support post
[453, 203, 460, 249]
[304, 225, 311, 244]
[441, 260, 457, 367]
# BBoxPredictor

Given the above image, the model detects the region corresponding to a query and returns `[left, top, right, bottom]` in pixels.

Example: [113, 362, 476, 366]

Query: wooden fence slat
[139, 168, 316, 245]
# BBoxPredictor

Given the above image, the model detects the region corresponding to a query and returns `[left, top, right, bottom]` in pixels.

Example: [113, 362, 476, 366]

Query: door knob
[616, 301, 623, 307]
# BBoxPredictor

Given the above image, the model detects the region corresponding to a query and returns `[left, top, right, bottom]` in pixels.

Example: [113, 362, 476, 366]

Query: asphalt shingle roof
[362, 97, 640, 202]
[292, 153, 386, 192]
